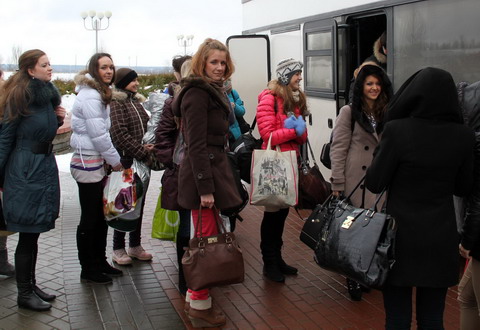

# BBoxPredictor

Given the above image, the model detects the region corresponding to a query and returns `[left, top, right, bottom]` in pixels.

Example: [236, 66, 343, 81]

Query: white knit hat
[276, 58, 303, 85]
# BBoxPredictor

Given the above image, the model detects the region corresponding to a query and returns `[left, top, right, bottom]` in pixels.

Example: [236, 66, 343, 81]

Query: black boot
[0, 249, 15, 277]
[15, 251, 51, 311]
[260, 211, 285, 283]
[278, 258, 298, 275]
[77, 227, 112, 284]
[94, 223, 122, 276]
[31, 246, 56, 301]
[176, 236, 189, 295]
[346, 278, 362, 301]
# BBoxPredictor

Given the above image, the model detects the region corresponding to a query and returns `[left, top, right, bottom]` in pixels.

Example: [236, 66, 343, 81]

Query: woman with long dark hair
[0, 49, 66, 311]
[70, 53, 123, 284]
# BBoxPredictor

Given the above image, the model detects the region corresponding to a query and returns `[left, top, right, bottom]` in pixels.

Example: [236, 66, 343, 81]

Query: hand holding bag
[297, 139, 331, 210]
[181, 207, 245, 291]
[250, 134, 299, 208]
[314, 177, 396, 289]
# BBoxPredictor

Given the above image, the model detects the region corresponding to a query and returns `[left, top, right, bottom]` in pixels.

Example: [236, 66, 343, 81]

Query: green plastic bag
[151, 187, 180, 241]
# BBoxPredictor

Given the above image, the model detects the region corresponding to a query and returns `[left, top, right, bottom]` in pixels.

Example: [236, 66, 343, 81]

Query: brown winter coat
[172, 77, 242, 210]
[330, 105, 380, 208]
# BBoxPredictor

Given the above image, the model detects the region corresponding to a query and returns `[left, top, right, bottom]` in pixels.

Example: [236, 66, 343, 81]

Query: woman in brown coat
[330, 64, 392, 300]
[172, 38, 242, 328]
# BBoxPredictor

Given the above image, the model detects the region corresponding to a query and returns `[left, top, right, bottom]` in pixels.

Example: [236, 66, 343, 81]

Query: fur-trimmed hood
[172, 76, 230, 118]
[74, 70, 111, 101]
[111, 88, 146, 103]
[28, 78, 61, 108]
[372, 37, 387, 65]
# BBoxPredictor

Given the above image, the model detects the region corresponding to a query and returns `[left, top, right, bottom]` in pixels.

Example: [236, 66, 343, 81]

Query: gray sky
[0, 0, 243, 67]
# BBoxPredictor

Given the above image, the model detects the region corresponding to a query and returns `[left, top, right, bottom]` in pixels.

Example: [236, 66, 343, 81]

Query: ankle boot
[188, 306, 226, 328]
[0, 249, 15, 277]
[263, 263, 285, 283]
[346, 278, 362, 301]
[176, 236, 189, 295]
[31, 247, 56, 301]
[278, 258, 298, 275]
[15, 251, 51, 311]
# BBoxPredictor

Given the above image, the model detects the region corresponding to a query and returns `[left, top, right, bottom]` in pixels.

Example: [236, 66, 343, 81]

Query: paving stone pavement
[0, 159, 463, 329]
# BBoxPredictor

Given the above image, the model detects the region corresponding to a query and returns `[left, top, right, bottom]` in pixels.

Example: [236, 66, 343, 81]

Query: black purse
[313, 177, 397, 289]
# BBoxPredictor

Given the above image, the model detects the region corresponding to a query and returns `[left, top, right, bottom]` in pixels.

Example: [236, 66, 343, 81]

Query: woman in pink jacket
[256, 58, 308, 282]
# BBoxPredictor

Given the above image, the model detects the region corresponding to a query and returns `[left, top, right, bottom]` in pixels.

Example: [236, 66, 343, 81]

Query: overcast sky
[0, 0, 243, 68]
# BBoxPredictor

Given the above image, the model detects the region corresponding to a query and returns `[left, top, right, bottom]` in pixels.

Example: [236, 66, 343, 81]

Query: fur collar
[112, 88, 146, 103]
[373, 38, 387, 65]
[28, 79, 61, 108]
[176, 76, 230, 112]
[74, 70, 111, 101]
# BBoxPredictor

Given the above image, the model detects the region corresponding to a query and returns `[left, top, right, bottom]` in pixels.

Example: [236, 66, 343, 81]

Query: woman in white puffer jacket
[69, 53, 123, 284]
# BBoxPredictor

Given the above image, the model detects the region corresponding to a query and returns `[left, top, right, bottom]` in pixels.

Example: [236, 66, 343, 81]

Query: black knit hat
[115, 68, 138, 90]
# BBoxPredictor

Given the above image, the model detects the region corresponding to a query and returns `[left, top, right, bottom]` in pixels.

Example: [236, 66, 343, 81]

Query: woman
[365, 67, 474, 329]
[224, 79, 247, 144]
[256, 58, 308, 283]
[172, 38, 242, 328]
[153, 55, 191, 295]
[0, 49, 66, 311]
[70, 53, 123, 284]
[109, 68, 153, 265]
[330, 64, 392, 301]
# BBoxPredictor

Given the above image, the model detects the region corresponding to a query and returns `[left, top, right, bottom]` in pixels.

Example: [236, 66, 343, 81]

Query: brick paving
[0, 163, 462, 329]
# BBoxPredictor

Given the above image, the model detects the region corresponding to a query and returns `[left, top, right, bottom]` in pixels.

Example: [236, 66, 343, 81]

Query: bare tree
[9, 45, 23, 70]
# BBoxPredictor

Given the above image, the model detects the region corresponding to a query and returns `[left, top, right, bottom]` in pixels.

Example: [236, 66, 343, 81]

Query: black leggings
[16, 232, 40, 256]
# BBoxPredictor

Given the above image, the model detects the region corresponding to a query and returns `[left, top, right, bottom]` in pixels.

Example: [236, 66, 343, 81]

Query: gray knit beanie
[276, 58, 303, 85]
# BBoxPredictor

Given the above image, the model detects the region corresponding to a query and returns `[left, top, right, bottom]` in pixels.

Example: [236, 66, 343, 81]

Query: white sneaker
[127, 246, 153, 261]
[112, 249, 133, 265]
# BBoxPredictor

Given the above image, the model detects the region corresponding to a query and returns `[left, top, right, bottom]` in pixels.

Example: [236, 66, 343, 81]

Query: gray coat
[0, 79, 61, 233]
[330, 105, 380, 208]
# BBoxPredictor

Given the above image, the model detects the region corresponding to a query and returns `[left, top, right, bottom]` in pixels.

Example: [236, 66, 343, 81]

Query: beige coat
[330, 105, 380, 208]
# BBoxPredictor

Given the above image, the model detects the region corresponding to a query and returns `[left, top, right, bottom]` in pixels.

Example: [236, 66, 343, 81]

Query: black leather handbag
[313, 178, 397, 289]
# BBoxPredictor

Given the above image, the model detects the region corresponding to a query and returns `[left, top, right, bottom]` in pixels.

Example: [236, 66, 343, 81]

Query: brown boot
[188, 307, 226, 328]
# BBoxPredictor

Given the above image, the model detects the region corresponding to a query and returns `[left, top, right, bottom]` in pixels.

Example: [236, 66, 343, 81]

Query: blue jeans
[383, 285, 447, 330]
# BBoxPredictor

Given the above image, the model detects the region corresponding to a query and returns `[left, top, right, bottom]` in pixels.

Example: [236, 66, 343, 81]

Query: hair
[87, 53, 115, 104]
[191, 38, 234, 81]
[354, 66, 390, 122]
[0, 69, 4, 80]
[0, 49, 46, 121]
[270, 80, 308, 116]
[172, 55, 192, 74]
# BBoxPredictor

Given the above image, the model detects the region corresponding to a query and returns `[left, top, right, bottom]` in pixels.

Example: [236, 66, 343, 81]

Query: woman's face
[363, 75, 382, 103]
[125, 78, 139, 93]
[28, 55, 52, 82]
[98, 56, 115, 84]
[205, 50, 227, 81]
[288, 71, 302, 91]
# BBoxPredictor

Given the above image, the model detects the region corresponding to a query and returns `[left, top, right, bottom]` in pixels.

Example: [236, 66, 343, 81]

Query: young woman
[366, 67, 474, 329]
[256, 58, 308, 283]
[172, 38, 242, 328]
[0, 49, 66, 311]
[330, 64, 392, 301]
[70, 53, 123, 284]
[109, 68, 153, 265]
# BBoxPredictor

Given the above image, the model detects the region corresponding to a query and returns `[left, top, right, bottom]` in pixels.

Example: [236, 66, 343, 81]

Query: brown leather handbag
[181, 207, 245, 291]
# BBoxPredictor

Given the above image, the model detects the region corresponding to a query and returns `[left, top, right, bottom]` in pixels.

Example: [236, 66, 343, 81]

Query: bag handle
[193, 206, 228, 239]
[342, 175, 387, 212]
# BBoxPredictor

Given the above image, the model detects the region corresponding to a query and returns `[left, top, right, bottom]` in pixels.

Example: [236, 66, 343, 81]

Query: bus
[227, 0, 480, 176]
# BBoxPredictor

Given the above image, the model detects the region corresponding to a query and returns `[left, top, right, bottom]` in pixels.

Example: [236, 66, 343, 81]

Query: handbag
[300, 194, 339, 250]
[181, 207, 245, 291]
[249, 134, 299, 209]
[320, 140, 332, 170]
[230, 117, 262, 183]
[314, 177, 397, 289]
[151, 187, 180, 240]
[297, 139, 331, 210]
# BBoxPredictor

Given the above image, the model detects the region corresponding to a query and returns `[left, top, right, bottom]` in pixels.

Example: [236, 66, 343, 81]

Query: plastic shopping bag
[151, 187, 180, 241]
[103, 168, 141, 220]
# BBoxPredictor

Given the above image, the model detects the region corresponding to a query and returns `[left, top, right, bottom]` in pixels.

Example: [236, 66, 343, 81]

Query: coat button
[209, 153, 214, 160]
[362, 166, 367, 170]
[364, 146, 369, 151]
[197, 173, 203, 179]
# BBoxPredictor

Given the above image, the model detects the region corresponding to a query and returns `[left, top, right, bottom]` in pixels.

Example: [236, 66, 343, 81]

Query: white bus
[228, 0, 480, 175]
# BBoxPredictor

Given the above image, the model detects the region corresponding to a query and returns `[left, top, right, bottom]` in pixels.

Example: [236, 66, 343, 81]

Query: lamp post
[81, 10, 112, 53]
[177, 35, 194, 55]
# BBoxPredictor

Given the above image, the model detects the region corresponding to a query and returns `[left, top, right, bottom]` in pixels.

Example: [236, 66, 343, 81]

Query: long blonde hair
[191, 38, 234, 81]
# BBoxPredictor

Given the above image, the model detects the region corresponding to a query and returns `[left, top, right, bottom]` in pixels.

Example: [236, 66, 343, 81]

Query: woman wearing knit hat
[256, 58, 308, 283]
[109, 68, 154, 265]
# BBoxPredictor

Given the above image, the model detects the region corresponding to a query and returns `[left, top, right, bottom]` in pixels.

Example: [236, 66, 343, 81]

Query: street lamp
[81, 10, 112, 53]
[177, 35, 194, 55]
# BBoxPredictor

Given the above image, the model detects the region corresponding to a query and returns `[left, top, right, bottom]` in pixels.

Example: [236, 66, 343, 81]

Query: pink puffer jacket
[256, 89, 307, 154]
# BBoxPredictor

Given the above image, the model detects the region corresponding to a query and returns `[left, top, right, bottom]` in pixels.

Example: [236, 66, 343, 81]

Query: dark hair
[172, 55, 192, 74]
[0, 49, 46, 121]
[87, 53, 115, 104]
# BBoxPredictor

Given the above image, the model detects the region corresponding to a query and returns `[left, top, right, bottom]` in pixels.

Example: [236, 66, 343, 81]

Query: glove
[284, 115, 296, 129]
[294, 115, 306, 136]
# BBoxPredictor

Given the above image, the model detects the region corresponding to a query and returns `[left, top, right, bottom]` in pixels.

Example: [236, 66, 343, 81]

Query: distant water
[3, 72, 75, 81]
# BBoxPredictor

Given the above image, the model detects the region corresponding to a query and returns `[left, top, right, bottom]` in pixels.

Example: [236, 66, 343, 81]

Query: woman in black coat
[365, 67, 474, 329]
